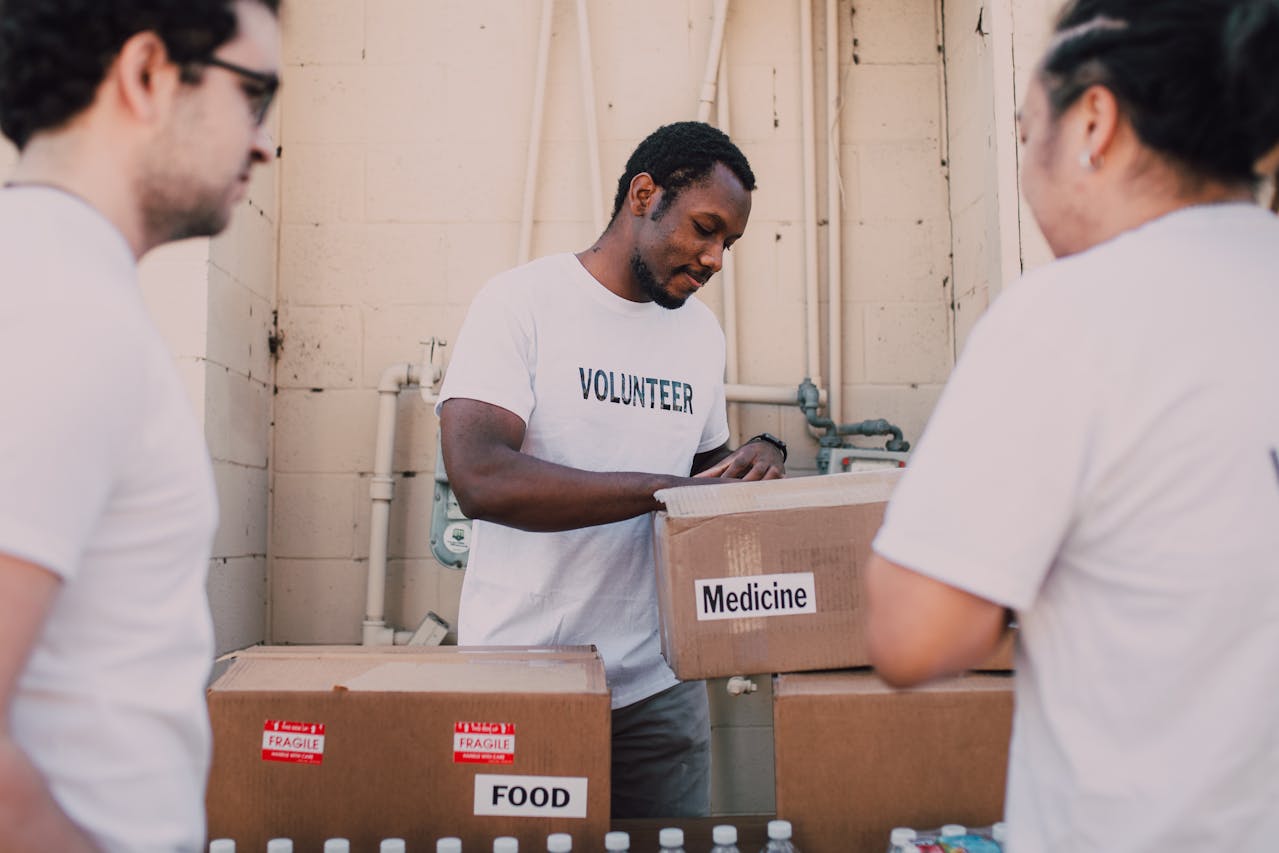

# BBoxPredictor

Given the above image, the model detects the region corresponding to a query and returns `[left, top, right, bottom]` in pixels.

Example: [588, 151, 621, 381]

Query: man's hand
[693, 439, 786, 481]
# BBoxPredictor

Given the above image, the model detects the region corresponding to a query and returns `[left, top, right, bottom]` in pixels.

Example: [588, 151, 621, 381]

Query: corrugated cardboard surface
[206, 646, 610, 850]
[774, 671, 1013, 853]
[653, 471, 900, 679]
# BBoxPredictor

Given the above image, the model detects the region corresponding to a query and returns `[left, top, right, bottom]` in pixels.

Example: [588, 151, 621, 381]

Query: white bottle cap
[604, 831, 631, 851]
[767, 820, 793, 841]
[494, 837, 519, 853]
[267, 841, 293, 853]
[658, 827, 684, 848]
[712, 825, 738, 845]
[991, 822, 1008, 842]
[324, 841, 351, 853]
[438, 838, 463, 853]
[940, 824, 966, 837]
[890, 828, 918, 845]
[209, 840, 236, 853]
[547, 832, 572, 852]
[381, 840, 407, 853]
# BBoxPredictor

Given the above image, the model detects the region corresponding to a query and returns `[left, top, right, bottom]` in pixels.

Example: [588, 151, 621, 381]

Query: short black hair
[0, 0, 281, 150]
[610, 121, 757, 221]
[1040, 0, 1279, 185]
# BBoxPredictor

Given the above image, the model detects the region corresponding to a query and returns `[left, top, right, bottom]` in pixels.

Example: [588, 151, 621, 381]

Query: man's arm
[692, 440, 785, 480]
[864, 552, 1010, 688]
[441, 397, 713, 532]
[0, 554, 101, 852]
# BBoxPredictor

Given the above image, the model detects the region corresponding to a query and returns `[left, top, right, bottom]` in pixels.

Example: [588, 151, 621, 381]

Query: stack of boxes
[653, 470, 1015, 853]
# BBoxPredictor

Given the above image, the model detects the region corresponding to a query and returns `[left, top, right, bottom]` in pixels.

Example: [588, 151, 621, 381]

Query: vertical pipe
[697, 0, 731, 123]
[575, 0, 606, 236]
[825, 0, 843, 425]
[518, 0, 555, 265]
[717, 41, 743, 445]
[800, 0, 822, 390]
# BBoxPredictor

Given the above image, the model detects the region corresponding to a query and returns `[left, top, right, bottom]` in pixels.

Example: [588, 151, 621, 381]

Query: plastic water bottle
[494, 838, 519, 853]
[267, 841, 293, 853]
[381, 840, 406, 853]
[438, 838, 463, 853]
[760, 819, 800, 852]
[547, 833, 572, 852]
[940, 826, 965, 839]
[888, 827, 919, 852]
[209, 841, 235, 853]
[324, 841, 350, 853]
[603, 830, 630, 851]
[711, 824, 741, 853]
[990, 823, 1008, 847]
[658, 827, 686, 852]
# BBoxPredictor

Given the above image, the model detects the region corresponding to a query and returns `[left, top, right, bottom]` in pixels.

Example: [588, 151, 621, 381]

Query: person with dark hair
[0, 1, 280, 850]
[437, 121, 779, 817]
[864, 1, 1279, 849]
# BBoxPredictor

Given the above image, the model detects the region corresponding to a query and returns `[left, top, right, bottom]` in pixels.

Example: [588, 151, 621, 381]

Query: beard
[139, 173, 234, 244]
[629, 250, 688, 310]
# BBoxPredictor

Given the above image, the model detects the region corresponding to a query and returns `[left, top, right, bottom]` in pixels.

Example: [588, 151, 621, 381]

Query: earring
[1079, 151, 1102, 171]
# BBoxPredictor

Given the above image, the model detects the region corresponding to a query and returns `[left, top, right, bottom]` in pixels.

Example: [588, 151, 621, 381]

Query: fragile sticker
[261, 719, 325, 765]
[695, 571, 817, 621]
[454, 721, 515, 765]
[473, 773, 588, 818]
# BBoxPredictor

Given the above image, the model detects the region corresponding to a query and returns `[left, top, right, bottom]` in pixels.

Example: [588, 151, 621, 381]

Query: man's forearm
[0, 738, 101, 853]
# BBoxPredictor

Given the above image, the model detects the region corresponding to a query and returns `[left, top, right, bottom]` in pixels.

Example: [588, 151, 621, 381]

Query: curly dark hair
[0, 0, 281, 150]
[1041, 0, 1279, 185]
[610, 121, 757, 221]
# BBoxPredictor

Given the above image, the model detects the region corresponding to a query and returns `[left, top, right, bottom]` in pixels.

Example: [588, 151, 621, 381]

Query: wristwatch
[746, 432, 787, 462]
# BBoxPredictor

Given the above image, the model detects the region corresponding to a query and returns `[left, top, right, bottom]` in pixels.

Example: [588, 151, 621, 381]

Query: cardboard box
[206, 645, 610, 850]
[652, 470, 899, 679]
[773, 671, 1013, 853]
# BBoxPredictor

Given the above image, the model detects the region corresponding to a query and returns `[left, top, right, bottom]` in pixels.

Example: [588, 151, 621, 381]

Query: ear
[627, 173, 659, 217]
[110, 30, 180, 125]
[1077, 83, 1121, 164]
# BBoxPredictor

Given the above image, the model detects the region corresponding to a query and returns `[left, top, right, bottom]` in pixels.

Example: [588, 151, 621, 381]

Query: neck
[575, 224, 648, 303]
[10, 128, 150, 259]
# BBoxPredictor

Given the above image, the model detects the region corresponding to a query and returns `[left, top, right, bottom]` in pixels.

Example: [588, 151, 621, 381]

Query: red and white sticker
[453, 721, 515, 765]
[261, 719, 326, 765]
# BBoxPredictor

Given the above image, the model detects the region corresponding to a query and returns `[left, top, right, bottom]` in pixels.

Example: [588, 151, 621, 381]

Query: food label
[473, 774, 588, 818]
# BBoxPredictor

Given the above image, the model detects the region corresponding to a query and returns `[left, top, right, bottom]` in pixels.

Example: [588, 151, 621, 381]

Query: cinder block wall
[271, 0, 959, 646]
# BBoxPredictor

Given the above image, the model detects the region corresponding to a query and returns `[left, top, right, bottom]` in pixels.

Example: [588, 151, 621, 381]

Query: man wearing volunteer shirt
[0, 1, 280, 850]
[438, 121, 786, 817]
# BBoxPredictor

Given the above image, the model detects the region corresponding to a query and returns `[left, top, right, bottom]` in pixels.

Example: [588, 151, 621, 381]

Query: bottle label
[453, 721, 516, 765]
[473, 774, 589, 818]
[261, 719, 326, 765]
[695, 572, 817, 620]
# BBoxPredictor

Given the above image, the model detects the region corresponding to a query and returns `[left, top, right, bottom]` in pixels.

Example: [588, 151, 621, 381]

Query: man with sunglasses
[0, 1, 280, 850]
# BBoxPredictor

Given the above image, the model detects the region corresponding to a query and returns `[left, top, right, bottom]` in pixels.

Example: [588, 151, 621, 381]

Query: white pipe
[726, 384, 824, 406]
[716, 41, 744, 445]
[574, 0, 605, 235]
[799, 0, 822, 389]
[825, 0, 843, 426]
[518, 0, 555, 265]
[363, 361, 422, 646]
[697, 0, 730, 123]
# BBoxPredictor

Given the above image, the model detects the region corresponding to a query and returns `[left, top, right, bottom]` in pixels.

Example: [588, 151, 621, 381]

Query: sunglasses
[199, 55, 280, 126]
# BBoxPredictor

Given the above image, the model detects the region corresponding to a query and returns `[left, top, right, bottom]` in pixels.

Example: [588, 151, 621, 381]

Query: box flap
[210, 646, 607, 694]
[655, 469, 901, 518]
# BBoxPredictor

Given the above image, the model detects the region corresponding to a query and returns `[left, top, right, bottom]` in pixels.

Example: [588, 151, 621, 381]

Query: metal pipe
[574, 0, 605, 235]
[726, 383, 825, 406]
[799, 0, 823, 391]
[825, 0, 843, 425]
[517, 0, 555, 265]
[363, 362, 422, 646]
[697, 0, 731, 123]
[716, 40, 744, 444]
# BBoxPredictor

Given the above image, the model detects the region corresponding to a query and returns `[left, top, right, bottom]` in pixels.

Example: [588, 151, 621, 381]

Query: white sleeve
[435, 279, 536, 424]
[872, 281, 1094, 611]
[0, 306, 141, 580]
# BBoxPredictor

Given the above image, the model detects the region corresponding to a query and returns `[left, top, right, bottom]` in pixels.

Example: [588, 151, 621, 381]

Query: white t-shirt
[0, 187, 218, 853]
[874, 203, 1279, 852]
[437, 252, 729, 707]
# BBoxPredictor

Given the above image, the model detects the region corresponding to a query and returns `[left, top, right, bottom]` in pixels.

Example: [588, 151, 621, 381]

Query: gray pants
[610, 680, 711, 818]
